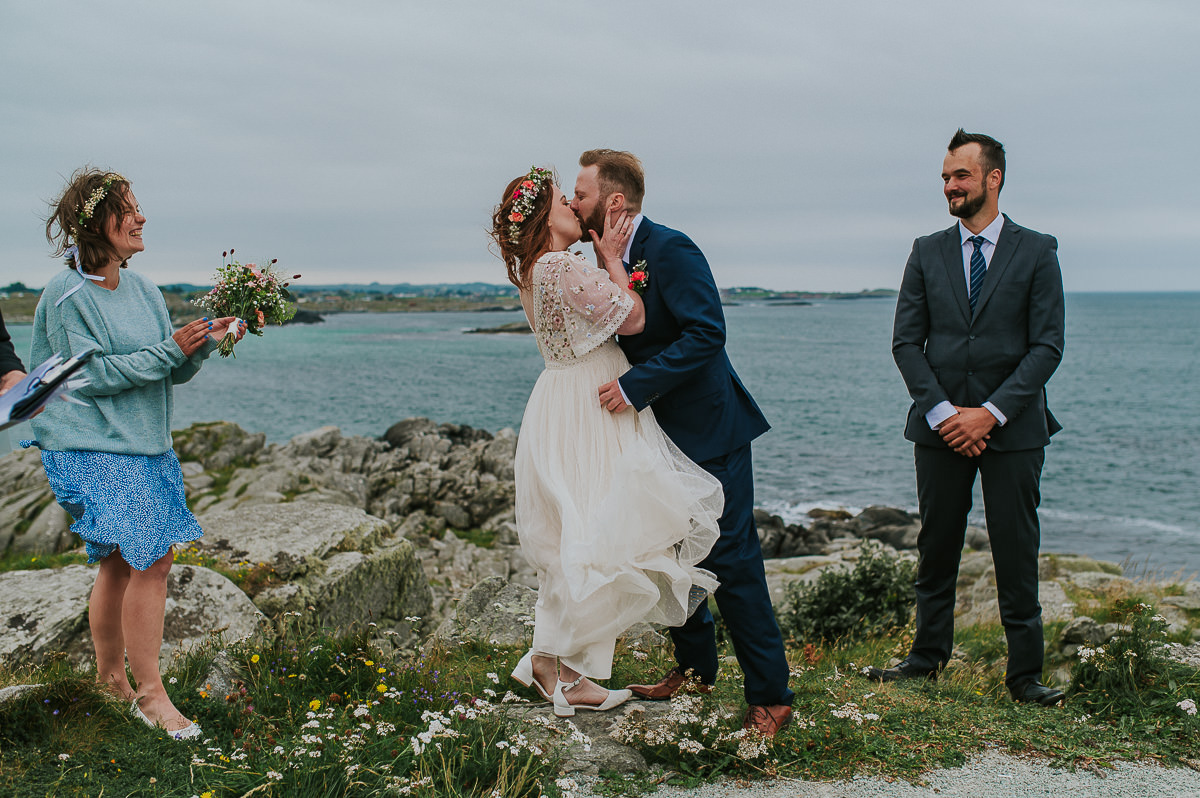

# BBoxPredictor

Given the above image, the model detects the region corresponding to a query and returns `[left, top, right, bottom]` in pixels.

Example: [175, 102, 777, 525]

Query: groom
[571, 149, 794, 735]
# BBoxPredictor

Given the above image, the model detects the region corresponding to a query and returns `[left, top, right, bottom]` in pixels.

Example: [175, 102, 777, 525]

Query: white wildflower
[1178, 698, 1197, 716]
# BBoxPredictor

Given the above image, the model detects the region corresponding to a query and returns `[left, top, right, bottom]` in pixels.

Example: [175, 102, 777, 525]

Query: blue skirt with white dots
[23, 443, 204, 571]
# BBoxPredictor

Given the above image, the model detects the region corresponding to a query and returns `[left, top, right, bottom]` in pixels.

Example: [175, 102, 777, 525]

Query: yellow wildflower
[309, 699, 321, 711]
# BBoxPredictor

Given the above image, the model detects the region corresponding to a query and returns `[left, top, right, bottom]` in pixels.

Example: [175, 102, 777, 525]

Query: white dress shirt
[925, 213, 1009, 431]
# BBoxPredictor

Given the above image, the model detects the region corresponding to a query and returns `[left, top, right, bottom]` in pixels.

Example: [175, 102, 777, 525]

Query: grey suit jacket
[892, 214, 1065, 451]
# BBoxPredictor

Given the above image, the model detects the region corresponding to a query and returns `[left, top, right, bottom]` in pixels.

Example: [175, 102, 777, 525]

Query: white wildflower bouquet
[193, 249, 300, 357]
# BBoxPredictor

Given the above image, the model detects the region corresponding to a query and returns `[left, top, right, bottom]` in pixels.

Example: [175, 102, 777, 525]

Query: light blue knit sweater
[29, 268, 217, 455]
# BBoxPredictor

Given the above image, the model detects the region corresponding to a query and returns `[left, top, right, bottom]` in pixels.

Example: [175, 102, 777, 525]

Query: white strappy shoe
[132, 700, 203, 741]
[552, 676, 632, 718]
[510, 651, 555, 701]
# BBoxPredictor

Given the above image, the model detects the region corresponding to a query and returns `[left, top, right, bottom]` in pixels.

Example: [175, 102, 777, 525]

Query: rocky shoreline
[2, 419, 1198, 678]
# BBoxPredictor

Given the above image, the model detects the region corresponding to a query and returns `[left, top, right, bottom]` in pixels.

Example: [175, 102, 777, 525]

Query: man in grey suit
[867, 129, 1066, 706]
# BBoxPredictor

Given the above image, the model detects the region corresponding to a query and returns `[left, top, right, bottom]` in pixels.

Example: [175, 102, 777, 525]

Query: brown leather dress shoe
[626, 667, 713, 700]
[743, 704, 792, 736]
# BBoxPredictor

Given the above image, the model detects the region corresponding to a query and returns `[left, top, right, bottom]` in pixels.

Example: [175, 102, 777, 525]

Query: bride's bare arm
[590, 211, 645, 335]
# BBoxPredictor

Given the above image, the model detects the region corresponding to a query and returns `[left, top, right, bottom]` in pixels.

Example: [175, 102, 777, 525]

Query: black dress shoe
[1012, 681, 1065, 706]
[864, 659, 938, 683]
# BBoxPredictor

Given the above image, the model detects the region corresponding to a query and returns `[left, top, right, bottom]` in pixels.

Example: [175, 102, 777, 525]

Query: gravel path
[576, 751, 1200, 797]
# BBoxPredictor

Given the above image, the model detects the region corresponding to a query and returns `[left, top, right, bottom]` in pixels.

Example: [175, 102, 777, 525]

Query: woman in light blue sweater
[27, 168, 242, 740]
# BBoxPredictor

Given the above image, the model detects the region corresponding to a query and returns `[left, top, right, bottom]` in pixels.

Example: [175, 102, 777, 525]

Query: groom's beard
[948, 187, 987, 219]
[576, 204, 608, 244]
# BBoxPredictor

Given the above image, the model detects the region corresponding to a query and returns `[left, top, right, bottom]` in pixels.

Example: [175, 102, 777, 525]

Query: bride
[490, 167, 723, 717]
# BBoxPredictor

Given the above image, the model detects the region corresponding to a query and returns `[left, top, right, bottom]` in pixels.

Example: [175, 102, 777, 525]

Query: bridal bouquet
[192, 249, 300, 357]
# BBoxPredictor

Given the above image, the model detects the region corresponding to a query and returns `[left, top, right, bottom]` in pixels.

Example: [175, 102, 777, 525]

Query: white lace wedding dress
[515, 250, 722, 679]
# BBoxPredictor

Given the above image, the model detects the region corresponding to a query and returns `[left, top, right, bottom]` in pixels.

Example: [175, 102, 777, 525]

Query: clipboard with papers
[0, 349, 95, 431]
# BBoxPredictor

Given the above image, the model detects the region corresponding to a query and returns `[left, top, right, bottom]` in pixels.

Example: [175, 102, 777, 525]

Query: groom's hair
[579, 149, 645, 211]
[948, 129, 1006, 193]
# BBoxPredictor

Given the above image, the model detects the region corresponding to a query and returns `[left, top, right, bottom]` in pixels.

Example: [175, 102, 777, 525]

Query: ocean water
[6, 293, 1198, 575]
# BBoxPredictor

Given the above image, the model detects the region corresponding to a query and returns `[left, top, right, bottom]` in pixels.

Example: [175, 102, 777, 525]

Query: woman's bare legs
[125, 550, 190, 731]
[530, 653, 558, 697]
[90, 553, 135, 700]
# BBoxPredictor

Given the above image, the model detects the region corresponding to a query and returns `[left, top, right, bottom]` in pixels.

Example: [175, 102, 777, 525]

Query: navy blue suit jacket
[616, 217, 769, 463]
[0, 307, 24, 376]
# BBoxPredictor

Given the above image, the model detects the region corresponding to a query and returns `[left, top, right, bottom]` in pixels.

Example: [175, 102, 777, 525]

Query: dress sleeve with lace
[536, 251, 633, 359]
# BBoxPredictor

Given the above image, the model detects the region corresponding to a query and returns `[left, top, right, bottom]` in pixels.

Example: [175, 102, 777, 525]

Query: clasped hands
[937, 406, 996, 457]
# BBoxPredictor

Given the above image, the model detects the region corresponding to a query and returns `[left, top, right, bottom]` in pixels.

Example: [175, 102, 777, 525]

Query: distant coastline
[0, 282, 899, 324]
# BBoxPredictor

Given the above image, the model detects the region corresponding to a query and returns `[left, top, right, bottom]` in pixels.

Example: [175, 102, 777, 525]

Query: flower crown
[75, 172, 127, 233]
[507, 166, 554, 244]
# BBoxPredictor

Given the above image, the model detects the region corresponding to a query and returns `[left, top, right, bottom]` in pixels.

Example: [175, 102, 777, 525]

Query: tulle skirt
[515, 341, 722, 679]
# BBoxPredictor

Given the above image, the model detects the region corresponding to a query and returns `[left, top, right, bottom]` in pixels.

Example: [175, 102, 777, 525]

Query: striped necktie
[967, 236, 987, 312]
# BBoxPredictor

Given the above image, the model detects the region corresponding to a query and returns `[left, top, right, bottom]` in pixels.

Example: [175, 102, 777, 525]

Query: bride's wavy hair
[489, 168, 557, 290]
[45, 166, 136, 274]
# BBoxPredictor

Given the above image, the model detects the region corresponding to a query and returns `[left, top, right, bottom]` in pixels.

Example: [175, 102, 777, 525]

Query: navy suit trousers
[669, 443, 794, 707]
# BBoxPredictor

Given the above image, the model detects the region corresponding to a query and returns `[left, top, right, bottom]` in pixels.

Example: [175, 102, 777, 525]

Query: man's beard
[576, 201, 608, 244]
[948, 188, 987, 219]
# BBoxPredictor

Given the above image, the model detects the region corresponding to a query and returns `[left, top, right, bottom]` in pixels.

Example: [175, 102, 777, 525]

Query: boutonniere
[628, 259, 649, 295]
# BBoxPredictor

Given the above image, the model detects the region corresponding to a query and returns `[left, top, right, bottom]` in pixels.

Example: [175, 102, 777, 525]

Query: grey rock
[1040, 554, 1123, 580]
[196, 503, 392, 580]
[199, 649, 246, 701]
[173, 421, 266, 470]
[384, 417, 440, 449]
[1165, 642, 1200, 668]
[965, 525, 990, 551]
[254, 540, 432, 644]
[1064, 571, 1133, 592]
[756, 509, 830, 559]
[852, 506, 921, 549]
[1061, 616, 1111, 645]
[197, 502, 432, 644]
[280, 425, 344, 458]
[957, 551, 993, 585]
[8, 500, 73, 556]
[432, 576, 536, 648]
[161, 565, 264, 666]
[0, 564, 94, 666]
[0, 563, 259, 670]
[433, 501, 472, 530]
[764, 554, 849, 606]
[0, 684, 42, 703]
[1161, 593, 1200, 611]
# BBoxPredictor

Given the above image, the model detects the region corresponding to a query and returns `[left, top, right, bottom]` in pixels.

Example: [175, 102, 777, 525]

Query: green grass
[453, 528, 497, 549]
[0, 621, 567, 797]
[0, 551, 89, 573]
[1, 595, 1198, 796]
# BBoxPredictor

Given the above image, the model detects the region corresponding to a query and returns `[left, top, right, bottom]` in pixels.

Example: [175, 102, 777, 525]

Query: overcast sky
[2, 1, 1197, 292]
